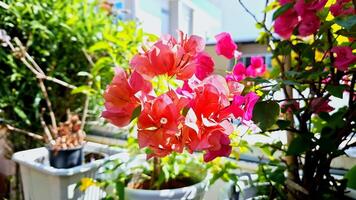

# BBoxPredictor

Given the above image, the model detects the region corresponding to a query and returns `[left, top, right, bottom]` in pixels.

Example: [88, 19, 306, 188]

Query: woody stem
[150, 157, 161, 189]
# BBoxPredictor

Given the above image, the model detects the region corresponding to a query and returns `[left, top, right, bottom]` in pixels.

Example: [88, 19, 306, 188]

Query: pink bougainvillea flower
[202, 75, 230, 98]
[310, 98, 334, 114]
[203, 130, 232, 162]
[242, 92, 260, 121]
[294, 0, 327, 16]
[246, 57, 267, 77]
[182, 83, 233, 162]
[182, 118, 233, 162]
[274, 9, 299, 39]
[274, 0, 325, 38]
[227, 81, 245, 97]
[229, 62, 246, 82]
[177, 31, 205, 56]
[229, 92, 259, 121]
[279, 0, 295, 5]
[298, 12, 320, 37]
[193, 52, 215, 80]
[225, 63, 246, 97]
[130, 41, 176, 79]
[102, 68, 152, 127]
[281, 100, 300, 113]
[215, 32, 237, 59]
[131, 32, 205, 80]
[331, 46, 356, 71]
[330, 0, 355, 17]
[137, 93, 184, 158]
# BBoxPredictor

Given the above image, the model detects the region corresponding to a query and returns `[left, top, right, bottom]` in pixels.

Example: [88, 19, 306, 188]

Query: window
[161, 8, 170, 34]
[181, 4, 193, 35]
[241, 54, 272, 69]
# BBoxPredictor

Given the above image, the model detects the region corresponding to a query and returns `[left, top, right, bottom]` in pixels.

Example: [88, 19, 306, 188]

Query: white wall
[134, 0, 164, 35]
[209, 0, 273, 42]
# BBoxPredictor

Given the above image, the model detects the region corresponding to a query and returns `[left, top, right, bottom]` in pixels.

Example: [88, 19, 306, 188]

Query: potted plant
[221, 0, 356, 199]
[0, 31, 87, 168]
[0, 30, 123, 200]
[47, 113, 85, 168]
[95, 30, 262, 199]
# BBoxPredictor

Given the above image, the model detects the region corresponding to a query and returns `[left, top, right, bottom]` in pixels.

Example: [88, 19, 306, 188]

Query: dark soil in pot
[84, 152, 106, 163]
[48, 146, 83, 169]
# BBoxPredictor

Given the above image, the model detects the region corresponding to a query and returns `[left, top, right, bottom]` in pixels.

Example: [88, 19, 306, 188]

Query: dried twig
[6, 125, 44, 141]
[40, 108, 55, 144]
[10, 37, 75, 132]
[8, 37, 76, 89]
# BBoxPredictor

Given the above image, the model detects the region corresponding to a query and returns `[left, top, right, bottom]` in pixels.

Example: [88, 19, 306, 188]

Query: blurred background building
[108, 0, 272, 75]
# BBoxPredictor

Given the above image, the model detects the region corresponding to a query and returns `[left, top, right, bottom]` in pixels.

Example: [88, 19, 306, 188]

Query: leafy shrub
[0, 0, 146, 150]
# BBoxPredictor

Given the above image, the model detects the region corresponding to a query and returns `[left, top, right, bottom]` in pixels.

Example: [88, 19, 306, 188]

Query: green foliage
[246, 0, 356, 198]
[286, 136, 310, 156]
[95, 151, 208, 199]
[272, 3, 293, 20]
[0, 0, 145, 150]
[252, 101, 280, 131]
[325, 85, 345, 99]
[345, 166, 356, 190]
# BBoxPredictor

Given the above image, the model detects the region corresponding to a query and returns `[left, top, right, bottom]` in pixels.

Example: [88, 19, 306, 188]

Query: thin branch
[80, 49, 94, 134]
[342, 132, 356, 151]
[15, 49, 59, 131]
[237, 0, 276, 40]
[349, 74, 355, 106]
[14, 38, 45, 74]
[11, 38, 76, 89]
[40, 108, 55, 144]
[38, 79, 58, 132]
[266, 127, 301, 134]
[266, 97, 314, 103]
[6, 124, 43, 141]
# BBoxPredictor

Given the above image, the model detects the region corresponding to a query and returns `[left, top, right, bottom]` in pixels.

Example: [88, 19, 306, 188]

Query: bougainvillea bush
[102, 31, 263, 174]
[235, 0, 356, 199]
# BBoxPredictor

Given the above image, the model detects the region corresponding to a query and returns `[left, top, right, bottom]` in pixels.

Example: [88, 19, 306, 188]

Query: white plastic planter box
[12, 142, 122, 200]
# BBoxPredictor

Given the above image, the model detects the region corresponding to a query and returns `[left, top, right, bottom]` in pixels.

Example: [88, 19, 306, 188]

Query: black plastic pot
[48, 146, 83, 169]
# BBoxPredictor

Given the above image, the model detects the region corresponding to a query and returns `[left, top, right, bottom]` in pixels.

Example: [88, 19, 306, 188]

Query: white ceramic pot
[125, 179, 209, 200]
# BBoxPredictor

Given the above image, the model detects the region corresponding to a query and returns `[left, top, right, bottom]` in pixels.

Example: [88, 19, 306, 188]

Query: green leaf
[77, 71, 92, 78]
[326, 85, 345, 98]
[275, 40, 292, 56]
[88, 41, 111, 52]
[14, 106, 30, 125]
[115, 181, 125, 200]
[130, 105, 141, 122]
[272, 3, 293, 20]
[336, 29, 356, 38]
[252, 101, 280, 131]
[345, 166, 356, 190]
[286, 136, 310, 155]
[276, 120, 291, 129]
[335, 15, 356, 31]
[71, 86, 96, 95]
[244, 77, 271, 84]
[268, 166, 286, 184]
[264, 1, 279, 13]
